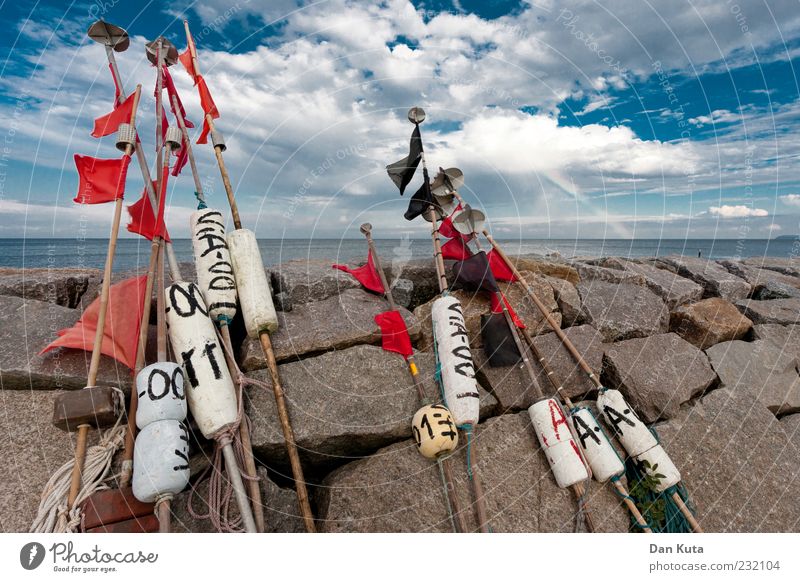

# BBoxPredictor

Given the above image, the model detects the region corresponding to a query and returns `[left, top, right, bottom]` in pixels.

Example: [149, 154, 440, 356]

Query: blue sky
[1, 0, 800, 239]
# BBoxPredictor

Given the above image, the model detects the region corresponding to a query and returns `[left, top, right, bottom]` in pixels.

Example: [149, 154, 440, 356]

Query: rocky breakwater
[2, 253, 800, 532]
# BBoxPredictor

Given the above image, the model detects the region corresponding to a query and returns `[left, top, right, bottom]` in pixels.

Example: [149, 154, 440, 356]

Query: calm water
[1, 238, 798, 271]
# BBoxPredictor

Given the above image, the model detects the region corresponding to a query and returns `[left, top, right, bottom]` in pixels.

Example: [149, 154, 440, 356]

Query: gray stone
[245, 345, 497, 469]
[171, 467, 306, 533]
[753, 324, 800, 362]
[603, 333, 717, 422]
[780, 413, 800, 444]
[271, 259, 361, 308]
[570, 262, 647, 285]
[603, 258, 704, 308]
[720, 260, 800, 300]
[654, 256, 751, 301]
[742, 256, 800, 278]
[0, 295, 156, 392]
[0, 268, 101, 309]
[387, 259, 440, 310]
[509, 254, 580, 284]
[317, 411, 629, 532]
[273, 291, 292, 312]
[389, 278, 415, 309]
[576, 280, 669, 342]
[0, 389, 100, 532]
[240, 289, 420, 370]
[736, 298, 800, 325]
[544, 276, 583, 326]
[670, 297, 753, 349]
[656, 388, 800, 532]
[705, 340, 800, 415]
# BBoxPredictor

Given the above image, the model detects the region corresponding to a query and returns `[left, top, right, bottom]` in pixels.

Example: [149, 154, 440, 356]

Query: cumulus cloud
[689, 109, 740, 127]
[709, 205, 768, 218]
[780, 194, 800, 206]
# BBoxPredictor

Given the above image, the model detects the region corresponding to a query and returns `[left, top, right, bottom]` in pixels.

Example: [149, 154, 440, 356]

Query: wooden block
[81, 487, 155, 530]
[52, 386, 122, 431]
[86, 514, 159, 533]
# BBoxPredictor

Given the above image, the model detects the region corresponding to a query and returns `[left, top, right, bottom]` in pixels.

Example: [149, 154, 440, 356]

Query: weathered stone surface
[670, 297, 753, 349]
[271, 259, 360, 308]
[317, 411, 629, 532]
[753, 324, 800, 361]
[656, 388, 800, 532]
[508, 254, 580, 284]
[720, 260, 800, 299]
[544, 275, 583, 326]
[387, 259, 439, 310]
[0, 295, 155, 392]
[246, 345, 497, 469]
[389, 278, 415, 309]
[654, 256, 751, 301]
[0, 268, 101, 309]
[706, 340, 800, 415]
[742, 256, 800, 278]
[0, 389, 100, 532]
[603, 258, 704, 308]
[171, 468, 305, 533]
[413, 273, 560, 351]
[241, 289, 420, 370]
[604, 333, 716, 422]
[570, 262, 647, 285]
[576, 280, 669, 342]
[780, 413, 800, 443]
[736, 298, 800, 325]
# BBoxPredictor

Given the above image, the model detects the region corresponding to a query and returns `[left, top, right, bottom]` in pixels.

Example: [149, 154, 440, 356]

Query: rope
[195, 191, 207, 209]
[574, 482, 589, 533]
[31, 387, 127, 533]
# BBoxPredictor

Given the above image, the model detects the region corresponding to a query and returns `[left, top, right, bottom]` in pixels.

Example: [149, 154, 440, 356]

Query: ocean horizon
[1, 237, 797, 271]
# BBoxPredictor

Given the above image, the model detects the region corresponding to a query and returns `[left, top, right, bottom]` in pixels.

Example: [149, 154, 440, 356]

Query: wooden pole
[170, 94, 206, 206]
[67, 85, 142, 509]
[672, 491, 704, 533]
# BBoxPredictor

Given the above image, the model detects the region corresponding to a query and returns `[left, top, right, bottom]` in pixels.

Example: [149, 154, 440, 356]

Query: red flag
[171, 136, 189, 177]
[487, 249, 517, 282]
[73, 154, 131, 204]
[441, 237, 472, 260]
[163, 66, 194, 128]
[439, 203, 462, 239]
[374, 310, 413, 358]
[179, 48, 197, 82]
[332, 253, 385, 294]
[91, 91, 135, 138]
[490, 292, 526, 329]
[40, 275, 148, 370]
[127, 178, 171, 242]
[195, 77, 219, 145]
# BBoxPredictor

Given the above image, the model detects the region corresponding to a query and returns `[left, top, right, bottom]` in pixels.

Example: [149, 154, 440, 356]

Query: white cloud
[689, 110, 740, 127]
[709, 205, 768, 218]
[780, 194, 800, 206]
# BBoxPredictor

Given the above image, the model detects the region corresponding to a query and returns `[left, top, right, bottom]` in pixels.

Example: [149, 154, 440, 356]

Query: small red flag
[332, 253, 385, 294]
[490, 292, 526, 329]
[487, 249, 517, 282]
[91, 91, 135, 138]
[40, 275, 148, 370]
[171, 135, 189, 177]
[73, 154, 131, 204]
[195, 77, 219, 145]
[179, 48, 197, 82]
[163, 66, 194, 128]
[127, 178, 171, 242]
[374, 309, 413, 358]
[441, 237, 472, 260]
[439, 203, 462, 239]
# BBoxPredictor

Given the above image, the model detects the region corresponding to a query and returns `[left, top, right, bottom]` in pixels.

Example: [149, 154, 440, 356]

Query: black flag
[481, 313, 522, 366]
[450, 251, 500, 293]
[404, 182, 433, 221]
[386, 125, 422, 195]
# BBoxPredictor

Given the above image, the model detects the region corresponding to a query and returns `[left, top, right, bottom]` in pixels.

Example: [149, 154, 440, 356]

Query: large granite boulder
[720, 260, 800, 299]
[387, 258, 440, 310]
[245, 345, 497, 470]
[752, 324, 800, 361]
[742, 256, 800, 278]
[543, 276, 583, 326]
[317, 411, 629, 532]
[656, 388, 800, 532]
[0, 268, 101, 309]
[602, 258, 704, 308]
[570, 262, 646, 285]
[576, 280, 669, 342]
[240, 289, 420, 370]
[604, 333, 717, 422]
[735, 298, 800, 325]
[705, 340, 800, 415]
[654, 256, 751, 301]
[270, 259, 361, 309]
[670, 297, 753, 349]
[509, 255, 580, 284]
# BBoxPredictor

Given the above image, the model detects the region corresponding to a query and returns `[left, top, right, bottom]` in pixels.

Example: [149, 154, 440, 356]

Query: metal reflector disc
[407, 107, 426, 124]
[88, 20, 130, 52]
[145, 37, 179, 66]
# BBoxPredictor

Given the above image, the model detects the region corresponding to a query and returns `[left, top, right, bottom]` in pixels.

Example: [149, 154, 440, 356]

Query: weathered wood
[86, 514, 159, 533]
[81, 486, 155, 529]
[52, 386, 122, 431]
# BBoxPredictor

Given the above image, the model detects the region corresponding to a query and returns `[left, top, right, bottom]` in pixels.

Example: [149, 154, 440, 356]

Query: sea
[1, 238, 798, 271]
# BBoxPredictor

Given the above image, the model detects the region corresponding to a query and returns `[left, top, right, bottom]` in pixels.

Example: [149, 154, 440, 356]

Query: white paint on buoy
[165, 282, 238, 438]
[634, 444, 681, 492]
[411, 404, 458, 459]
[190, 209, 238, 323]
[431, 296, 479, 427]
[529, 398, 589, 488]
[135, 362, 187, 429]
[570, 406, 624, 483]
[132, 420, 190, 503]
[227, 228, 278, 337]
[597, 388, 657, 456]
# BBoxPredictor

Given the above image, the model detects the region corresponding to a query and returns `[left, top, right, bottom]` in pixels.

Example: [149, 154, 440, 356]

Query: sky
[1, 0, 799, 240]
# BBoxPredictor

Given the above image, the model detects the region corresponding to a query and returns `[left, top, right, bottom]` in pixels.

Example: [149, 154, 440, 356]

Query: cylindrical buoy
[135, 362, 187, 429]
[431, 296, 479, 427]
[132, 420, 190, 503]
[596, 388, 657, 456]
[634, 444, 682, 492]
[227, 228, 278, 337]
[411, 404, 459, 459]
[570, 406, 624, 483]
[190, 209, 238, 323]
[165, 282, 238, 438]
[529, 398, 589, 488]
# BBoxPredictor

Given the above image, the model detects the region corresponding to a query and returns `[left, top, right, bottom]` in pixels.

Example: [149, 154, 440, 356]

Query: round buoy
[411, 404, 458, 459]
[135, 362, 187, 429]
[132, 420, 190, 503]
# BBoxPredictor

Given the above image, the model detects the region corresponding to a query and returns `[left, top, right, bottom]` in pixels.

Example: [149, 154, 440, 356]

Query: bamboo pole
[67, 85, 142, 509]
